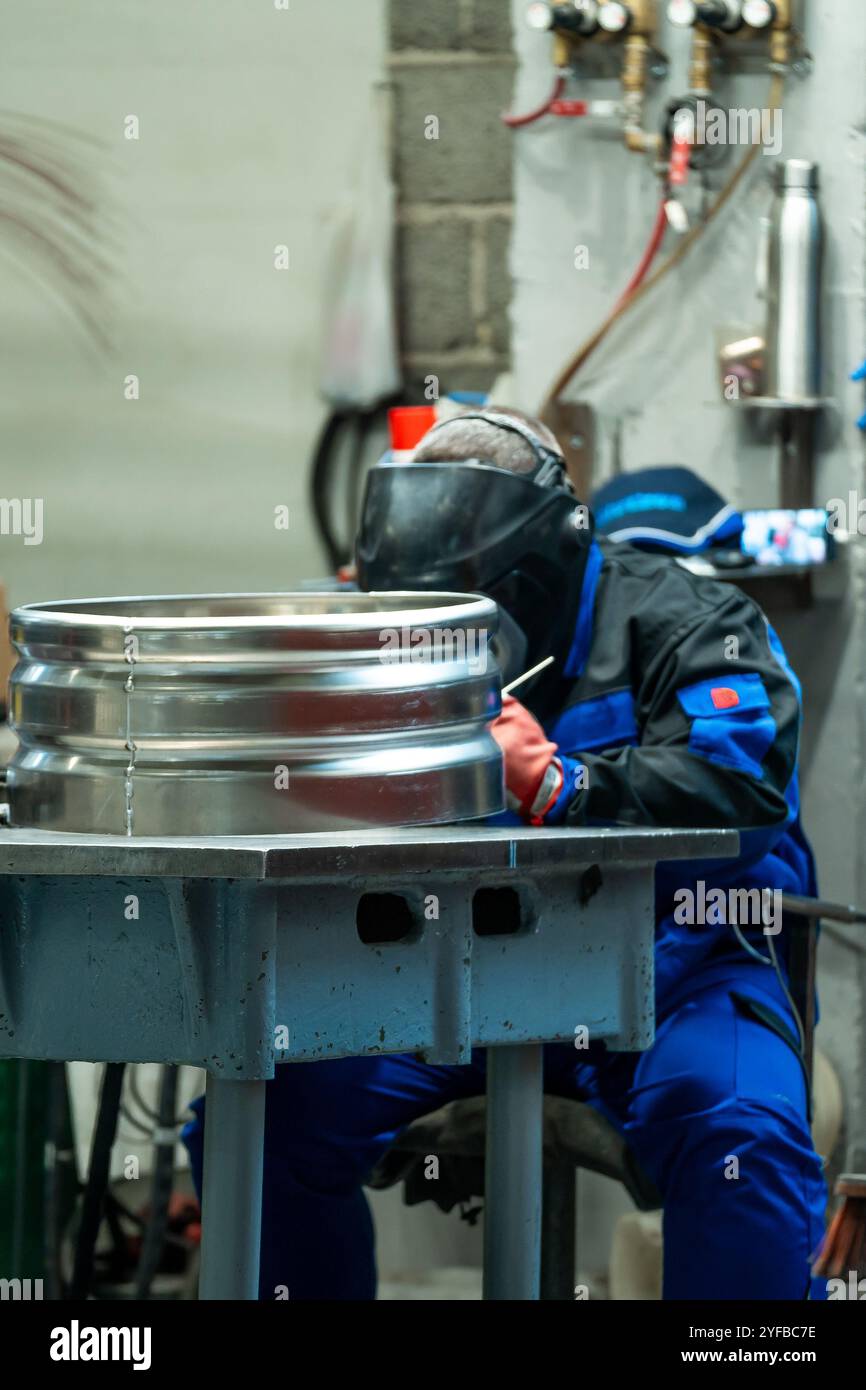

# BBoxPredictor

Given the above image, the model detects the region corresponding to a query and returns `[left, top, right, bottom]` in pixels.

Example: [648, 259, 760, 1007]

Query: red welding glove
[490, 695, 563, 824]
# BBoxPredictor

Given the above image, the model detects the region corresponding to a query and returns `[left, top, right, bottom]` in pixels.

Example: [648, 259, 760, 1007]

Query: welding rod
[501, 655, 555, 697]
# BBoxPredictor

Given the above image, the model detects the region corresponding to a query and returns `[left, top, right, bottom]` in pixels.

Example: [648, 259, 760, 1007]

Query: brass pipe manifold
[553, 0, 657, 61]
[618, 0, 656, 39]
[622, 35, 662, 154]
[769, 29, 791, 65]
[621, 32, 648, 94]
[619, 0, 659, 156]
[689, 27, 714, 96]
[552, 33, 572, 68]
[551, 2, 663, 156]
[773, 0, 793, 30]
[769, 0, 793, 65]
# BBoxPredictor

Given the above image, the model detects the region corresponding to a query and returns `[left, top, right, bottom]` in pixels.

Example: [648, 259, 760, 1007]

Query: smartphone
[740, 508, 832, 568]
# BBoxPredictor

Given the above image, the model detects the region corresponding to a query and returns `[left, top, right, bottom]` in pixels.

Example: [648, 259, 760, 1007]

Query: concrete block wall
[389, 0, 514, 397]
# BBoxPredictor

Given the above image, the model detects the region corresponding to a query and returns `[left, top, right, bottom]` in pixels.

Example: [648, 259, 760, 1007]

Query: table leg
[198, 1074, 266, 1300]
[483, 1043, 543, 1300]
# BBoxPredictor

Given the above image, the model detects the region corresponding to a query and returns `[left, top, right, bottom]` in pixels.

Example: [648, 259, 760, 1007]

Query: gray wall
[0, 0, 386, 608]
[510, 0, 866, 1268]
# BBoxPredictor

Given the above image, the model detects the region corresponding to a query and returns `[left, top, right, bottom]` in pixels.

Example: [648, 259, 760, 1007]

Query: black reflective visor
[356, 460, 578, 594]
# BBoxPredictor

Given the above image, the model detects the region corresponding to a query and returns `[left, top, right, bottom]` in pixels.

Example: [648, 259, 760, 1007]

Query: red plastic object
[669, 131, 691, 188]
[387, 405, 437, 453]
[711, 687, 740, 710]
[548, 98, 589, 117]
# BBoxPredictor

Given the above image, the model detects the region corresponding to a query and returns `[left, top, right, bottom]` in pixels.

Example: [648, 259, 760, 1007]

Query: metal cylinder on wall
[7, 593, 503, 837]
[764, 158, 823, 406]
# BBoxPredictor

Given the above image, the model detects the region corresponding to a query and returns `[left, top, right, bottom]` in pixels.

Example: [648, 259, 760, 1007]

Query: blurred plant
[0, 109, 116, 352]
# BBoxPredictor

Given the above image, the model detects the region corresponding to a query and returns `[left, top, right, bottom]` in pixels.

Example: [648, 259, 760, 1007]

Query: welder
[185, 407, 827, 1300]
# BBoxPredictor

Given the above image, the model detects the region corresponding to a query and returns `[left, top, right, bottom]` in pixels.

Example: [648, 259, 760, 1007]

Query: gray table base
[0, 823, 737, 1300]
[196, 1045, 547, 1302]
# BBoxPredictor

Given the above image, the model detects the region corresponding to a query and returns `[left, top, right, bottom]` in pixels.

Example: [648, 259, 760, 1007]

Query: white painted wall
[510, 0, 866, 1279]
[0, 0, 387, 608]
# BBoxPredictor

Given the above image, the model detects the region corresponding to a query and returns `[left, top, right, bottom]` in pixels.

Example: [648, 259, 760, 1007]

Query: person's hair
[411, 405, 563, 476]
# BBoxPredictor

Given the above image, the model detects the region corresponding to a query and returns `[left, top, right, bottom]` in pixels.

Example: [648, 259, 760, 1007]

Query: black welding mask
[356, 416, 593, 686]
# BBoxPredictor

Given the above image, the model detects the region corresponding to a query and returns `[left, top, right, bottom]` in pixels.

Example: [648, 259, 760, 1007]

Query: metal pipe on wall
[765, 159, 823, 405]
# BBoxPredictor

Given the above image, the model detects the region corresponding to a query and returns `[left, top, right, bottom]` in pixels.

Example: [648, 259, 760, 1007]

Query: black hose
[310, 409, 351, 570]
[68, 1061, 125, 1299]
[346, 408, 374, 549]
[11, 1060, 29, 1274]
[309, 395, 402, 573]
[119, 1102, 152, 1137]
[125, 1064, 191, 1131]
[43, 1061, 75, 1299]
[134, 1065, 180, 1299]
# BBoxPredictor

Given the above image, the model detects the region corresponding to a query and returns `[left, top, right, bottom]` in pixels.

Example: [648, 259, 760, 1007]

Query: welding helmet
[356, 411, 593, 685]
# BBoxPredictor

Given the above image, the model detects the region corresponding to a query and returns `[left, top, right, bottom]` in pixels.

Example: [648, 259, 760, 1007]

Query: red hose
[614, 200, 669, 309]
[501, 75, 566, 129]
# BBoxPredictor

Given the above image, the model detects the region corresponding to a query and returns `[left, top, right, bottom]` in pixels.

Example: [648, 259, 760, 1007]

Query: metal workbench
[0, 822, 737, 1300]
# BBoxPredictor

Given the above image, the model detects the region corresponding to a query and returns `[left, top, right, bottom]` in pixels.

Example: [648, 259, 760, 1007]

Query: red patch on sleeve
[711, 686, 740, 710]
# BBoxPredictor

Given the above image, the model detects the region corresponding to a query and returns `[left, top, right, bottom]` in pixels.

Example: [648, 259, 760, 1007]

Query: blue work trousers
[183, 979, 827, 1300]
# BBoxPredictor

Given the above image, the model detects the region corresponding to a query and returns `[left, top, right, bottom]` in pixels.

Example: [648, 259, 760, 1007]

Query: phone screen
[740, 509, 830, 567]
